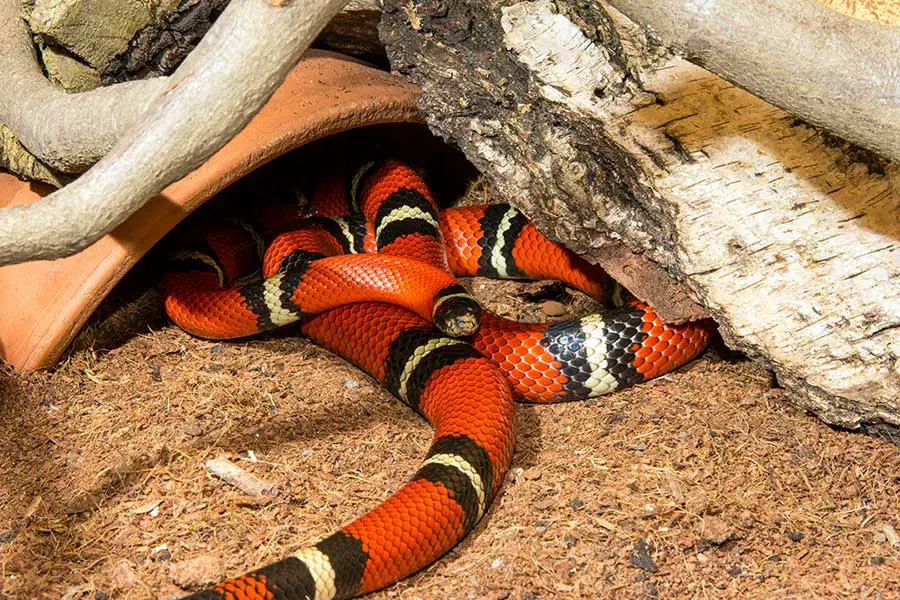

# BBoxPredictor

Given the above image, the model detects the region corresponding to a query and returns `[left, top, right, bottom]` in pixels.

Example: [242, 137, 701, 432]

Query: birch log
[380, 0, 900, 435]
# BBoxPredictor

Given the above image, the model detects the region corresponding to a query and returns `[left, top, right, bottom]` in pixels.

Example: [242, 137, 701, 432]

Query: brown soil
[2, 135, 899, 600]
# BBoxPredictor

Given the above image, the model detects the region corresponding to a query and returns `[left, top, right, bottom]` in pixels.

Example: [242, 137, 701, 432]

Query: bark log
[380, 0, 900, 435]
[603, 0, 900, 164]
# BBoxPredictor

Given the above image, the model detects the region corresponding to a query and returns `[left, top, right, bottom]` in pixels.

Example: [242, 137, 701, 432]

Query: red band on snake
[163, 159, 711, 600]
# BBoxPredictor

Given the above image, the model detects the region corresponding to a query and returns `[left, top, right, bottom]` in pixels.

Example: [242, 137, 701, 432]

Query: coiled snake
[161, 160, 711, 599]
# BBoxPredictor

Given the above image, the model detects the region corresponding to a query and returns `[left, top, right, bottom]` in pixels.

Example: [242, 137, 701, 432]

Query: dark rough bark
[380, 0, 900, 434]
[101, 0, 384, 85]
[101, 0, 231, 85]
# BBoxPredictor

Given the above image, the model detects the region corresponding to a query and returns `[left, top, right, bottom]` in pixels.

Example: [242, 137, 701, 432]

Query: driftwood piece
[0, 0, 169, 174]
[0, 122, 63, 186]
[0, 0, 351, 266]
[381, 0, 900, 433]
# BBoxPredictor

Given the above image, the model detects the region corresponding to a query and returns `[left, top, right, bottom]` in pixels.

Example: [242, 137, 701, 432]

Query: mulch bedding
[1, 131, 898, 599]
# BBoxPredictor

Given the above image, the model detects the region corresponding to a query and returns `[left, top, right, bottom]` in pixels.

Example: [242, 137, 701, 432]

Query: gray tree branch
[0, 0, 169, 173]
[0, 0, 350, 266]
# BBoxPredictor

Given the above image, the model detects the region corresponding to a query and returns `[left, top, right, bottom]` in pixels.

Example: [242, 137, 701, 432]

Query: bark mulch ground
[1, 134, 898, 599]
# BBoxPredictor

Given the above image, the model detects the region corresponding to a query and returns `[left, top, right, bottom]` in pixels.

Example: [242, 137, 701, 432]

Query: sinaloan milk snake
[160, 159, 711, 599]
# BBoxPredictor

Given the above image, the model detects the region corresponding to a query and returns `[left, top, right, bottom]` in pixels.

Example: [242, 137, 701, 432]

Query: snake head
[432, 288, 482, 337]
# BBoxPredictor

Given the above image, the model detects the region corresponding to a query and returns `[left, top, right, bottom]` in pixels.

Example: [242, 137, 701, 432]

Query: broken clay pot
[0, 50, 422, 372]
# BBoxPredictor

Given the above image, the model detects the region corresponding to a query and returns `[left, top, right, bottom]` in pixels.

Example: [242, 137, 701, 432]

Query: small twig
[205, 456, 278, 497]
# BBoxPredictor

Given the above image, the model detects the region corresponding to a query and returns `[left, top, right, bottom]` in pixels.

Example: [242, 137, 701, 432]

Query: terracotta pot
[0, 50, 422, 372]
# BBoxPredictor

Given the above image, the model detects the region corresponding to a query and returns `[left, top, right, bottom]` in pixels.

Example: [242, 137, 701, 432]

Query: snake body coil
[163, 160, 711, 599]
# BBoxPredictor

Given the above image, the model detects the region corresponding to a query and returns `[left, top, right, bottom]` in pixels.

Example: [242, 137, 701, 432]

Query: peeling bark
[381, 0, 900, 432]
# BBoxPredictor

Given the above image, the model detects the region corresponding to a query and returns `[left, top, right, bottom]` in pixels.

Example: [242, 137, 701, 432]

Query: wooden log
[380, 0, 900, 434]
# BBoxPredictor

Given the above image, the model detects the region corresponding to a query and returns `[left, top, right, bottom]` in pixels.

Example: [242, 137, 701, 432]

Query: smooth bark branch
[605, 0, 900, 163]
[0, 0, 168, 173]
[0, 0, 350, 266]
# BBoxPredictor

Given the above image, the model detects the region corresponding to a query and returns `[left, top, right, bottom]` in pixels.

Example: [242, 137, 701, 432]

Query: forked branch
[0, 0, 350, 266]
[0, 0, 169, 173]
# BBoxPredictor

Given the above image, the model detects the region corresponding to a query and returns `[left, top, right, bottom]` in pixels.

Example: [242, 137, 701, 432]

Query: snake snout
[433, 294, 482, 337]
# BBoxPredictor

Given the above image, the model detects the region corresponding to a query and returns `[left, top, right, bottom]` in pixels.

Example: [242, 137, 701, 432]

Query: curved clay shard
[0, 50, 422, 372]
